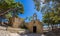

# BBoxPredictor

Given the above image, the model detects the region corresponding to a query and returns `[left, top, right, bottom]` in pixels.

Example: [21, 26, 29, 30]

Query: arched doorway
[33, 26, 37, 33]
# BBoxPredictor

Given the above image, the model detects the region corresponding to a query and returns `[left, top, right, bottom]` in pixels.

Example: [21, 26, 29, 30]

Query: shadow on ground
[19, 31, 60, 36]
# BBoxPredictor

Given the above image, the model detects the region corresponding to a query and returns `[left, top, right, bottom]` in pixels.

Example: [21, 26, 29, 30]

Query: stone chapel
[26, 13, 43, 33]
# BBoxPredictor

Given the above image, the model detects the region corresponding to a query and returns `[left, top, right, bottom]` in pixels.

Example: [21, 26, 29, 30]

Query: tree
[33, 0, 60, 30]
[33, 0, 60, 11]
[0, 0, 24, 25]
[0, 0, 24, 17]
[43, 11, 60, 30]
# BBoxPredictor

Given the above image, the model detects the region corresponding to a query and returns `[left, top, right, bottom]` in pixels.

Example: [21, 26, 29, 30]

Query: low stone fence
[0, 26, 30, 34]
[0, 30, 20, 36]
[0, 26, 6, 30]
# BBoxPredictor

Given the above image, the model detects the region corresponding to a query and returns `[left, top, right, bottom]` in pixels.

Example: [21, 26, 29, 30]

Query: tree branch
[0, 7, 19, 16]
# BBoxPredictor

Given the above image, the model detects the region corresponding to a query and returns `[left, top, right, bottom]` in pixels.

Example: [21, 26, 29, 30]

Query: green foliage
[33, 0, 60, 12]
[5, 11, 12, 19]
[5, 0, 15, 5]
[0, 0, 24, 19]
[33, 0, 60, 24]
[43, 11, 60, 24]
[33, 0, 40, 11]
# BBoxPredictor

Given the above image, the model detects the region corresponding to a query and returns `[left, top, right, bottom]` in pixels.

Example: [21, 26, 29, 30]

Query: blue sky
[15, 0, 55, 22]
[15, 0, 42, 22]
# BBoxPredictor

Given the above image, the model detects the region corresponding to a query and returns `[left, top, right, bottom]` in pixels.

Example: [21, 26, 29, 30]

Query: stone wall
[26, 20, 43, 33]
[9, 17, 24, 28]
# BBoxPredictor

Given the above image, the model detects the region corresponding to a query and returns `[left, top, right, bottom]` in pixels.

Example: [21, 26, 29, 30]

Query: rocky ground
[0, 30, 59, 36]
[0, 26, 60, 36]
[0, 26, 27, 36]
[0, 30, 20, 36]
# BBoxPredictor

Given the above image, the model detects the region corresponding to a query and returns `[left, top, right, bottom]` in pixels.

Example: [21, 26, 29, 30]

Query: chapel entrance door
[33, 26, 36, 33]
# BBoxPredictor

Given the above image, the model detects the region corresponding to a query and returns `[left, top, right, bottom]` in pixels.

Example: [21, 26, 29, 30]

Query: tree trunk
[1, 19, 4, 25]
[52, 24, 54, 30]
